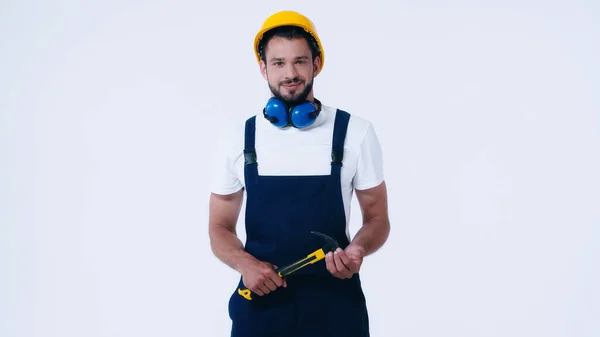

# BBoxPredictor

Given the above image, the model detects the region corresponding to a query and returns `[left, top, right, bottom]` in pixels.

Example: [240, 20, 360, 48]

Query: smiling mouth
[283, 82, 301, 89]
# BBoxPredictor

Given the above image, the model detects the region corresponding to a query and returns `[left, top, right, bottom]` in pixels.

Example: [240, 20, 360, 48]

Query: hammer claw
[310, 230, 340, 252]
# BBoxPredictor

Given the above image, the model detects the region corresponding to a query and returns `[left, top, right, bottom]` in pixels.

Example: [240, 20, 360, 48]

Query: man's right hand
[240, 259, 287, 296]
[208, 191, 287, 296]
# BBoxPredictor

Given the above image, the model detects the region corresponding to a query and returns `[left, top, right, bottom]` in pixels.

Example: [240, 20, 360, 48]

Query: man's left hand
[325, 244, 365, 279]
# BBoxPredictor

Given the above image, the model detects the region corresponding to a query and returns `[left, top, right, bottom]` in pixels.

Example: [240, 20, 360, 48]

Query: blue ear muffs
[263, 97, 321, 128]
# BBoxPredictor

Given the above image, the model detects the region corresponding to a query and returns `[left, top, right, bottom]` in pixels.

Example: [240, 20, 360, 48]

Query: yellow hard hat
[254, 10, 325, 73]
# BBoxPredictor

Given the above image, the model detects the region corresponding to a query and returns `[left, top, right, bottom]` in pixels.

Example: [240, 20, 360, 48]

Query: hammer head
[310, 231, 340, 252]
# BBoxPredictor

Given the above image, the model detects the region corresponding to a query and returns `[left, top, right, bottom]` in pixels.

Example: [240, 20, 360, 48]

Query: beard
[268, 76, 314, 107]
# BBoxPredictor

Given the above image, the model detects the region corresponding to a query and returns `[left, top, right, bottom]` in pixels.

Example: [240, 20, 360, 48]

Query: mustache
[281, 77, 304, 85]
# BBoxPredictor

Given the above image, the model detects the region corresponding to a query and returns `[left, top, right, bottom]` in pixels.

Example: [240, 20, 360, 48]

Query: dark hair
[258, 25, 321, 63]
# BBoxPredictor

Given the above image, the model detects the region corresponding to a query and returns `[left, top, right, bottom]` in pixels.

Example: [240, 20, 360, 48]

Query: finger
[270, 272, 284, 287]
[335, 248, 352, 267]
[333, 250, 347, 271]
[246, 279, 264, 296]
[252, 287, 264, 296]
[258, 284, 270, 295]
[337, 249, 357, 277]
[333, 251, 353, 278]
[270, 265, 285, 287]
[325, 252, 338, 275]
[348, 257, 362, 273]
[261, 265, 282, 288]
[264, 278, 278, 291]
[327, 252, 346, 279]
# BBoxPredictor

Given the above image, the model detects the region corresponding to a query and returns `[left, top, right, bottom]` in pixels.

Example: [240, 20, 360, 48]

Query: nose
[284, 62, 299, 79]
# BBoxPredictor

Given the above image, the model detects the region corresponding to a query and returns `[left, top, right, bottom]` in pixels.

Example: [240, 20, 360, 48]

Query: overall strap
[331, 109, 350, 176]
[244, 116, 258, 188]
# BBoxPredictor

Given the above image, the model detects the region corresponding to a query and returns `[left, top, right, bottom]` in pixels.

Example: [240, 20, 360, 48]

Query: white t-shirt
[210, 103, 385, 228]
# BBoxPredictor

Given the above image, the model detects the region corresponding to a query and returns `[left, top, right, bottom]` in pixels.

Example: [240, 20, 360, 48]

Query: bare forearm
[209, 226, 256, 274]
[349, 216, 390, 256]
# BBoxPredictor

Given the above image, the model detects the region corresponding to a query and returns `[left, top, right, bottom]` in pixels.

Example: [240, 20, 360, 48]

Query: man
[208, 10, 390, 337]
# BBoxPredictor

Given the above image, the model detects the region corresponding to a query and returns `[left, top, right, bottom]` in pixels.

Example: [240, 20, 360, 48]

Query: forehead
[264, 36, 312, 59]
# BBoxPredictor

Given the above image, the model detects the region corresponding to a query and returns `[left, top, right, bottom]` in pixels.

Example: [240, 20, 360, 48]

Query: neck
[312, 97, 321, 111]
[304, 92, 321, 110]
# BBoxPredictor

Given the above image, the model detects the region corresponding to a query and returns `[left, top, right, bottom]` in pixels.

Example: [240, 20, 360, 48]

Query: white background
[1, 1, 599, 336]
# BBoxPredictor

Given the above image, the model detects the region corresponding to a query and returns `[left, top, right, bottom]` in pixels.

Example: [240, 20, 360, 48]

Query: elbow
[381, 218, 391, 243]
[208, 222, 237, 255]
[208, 227, 217, 256]
[208, 224, 223, 255]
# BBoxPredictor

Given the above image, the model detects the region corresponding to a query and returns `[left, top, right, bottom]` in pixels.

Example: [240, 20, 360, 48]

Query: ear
[313, 56, 322, 77]
[260, 60, 268, 80]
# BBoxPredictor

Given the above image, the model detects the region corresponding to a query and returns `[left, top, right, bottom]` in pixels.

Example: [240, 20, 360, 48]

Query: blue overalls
[227, 109, 370, 337]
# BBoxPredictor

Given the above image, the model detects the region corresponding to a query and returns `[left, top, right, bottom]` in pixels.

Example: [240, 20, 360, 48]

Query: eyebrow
[269, 56, 310, 62]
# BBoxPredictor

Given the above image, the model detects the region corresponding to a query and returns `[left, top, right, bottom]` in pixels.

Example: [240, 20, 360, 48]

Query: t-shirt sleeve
[353, 122, 385, 190]
[209, 128, 243, 195]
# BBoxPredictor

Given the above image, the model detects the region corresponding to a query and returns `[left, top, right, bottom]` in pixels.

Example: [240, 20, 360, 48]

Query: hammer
[237, 230, 339, 300]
